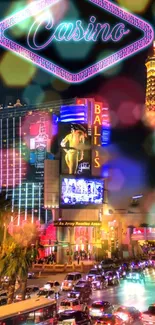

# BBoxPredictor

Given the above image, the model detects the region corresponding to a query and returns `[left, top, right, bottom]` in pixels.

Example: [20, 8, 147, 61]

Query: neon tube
[12, 117, 15, 212]
[39, 182, 41, 221]
[0, 119, 2, 190]
[25, 182, 28, 220]
[6, 118, 8, 197]
[18, 117, 22, 226]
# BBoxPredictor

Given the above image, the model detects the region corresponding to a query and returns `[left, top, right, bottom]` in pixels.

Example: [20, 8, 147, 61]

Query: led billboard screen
[59, 123, 91, 176]
[60, 177, 104, 208]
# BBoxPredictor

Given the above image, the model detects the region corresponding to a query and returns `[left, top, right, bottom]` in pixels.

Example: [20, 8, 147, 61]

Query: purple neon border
[0, 0, 154, 83]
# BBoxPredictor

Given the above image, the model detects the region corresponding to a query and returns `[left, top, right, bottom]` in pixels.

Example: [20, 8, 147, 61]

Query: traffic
[0, 257, 155, 325]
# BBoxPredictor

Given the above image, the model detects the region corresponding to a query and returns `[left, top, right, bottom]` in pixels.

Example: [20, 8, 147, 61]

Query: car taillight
[100, 308, 104, 312]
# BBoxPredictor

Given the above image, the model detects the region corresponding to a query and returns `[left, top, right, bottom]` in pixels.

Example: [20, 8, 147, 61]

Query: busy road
[1, 258, 155, 324]
[27, 268, 155, 311]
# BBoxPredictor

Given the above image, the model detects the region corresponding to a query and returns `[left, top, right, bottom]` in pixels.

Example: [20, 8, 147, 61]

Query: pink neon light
[0, 0, 154, 83]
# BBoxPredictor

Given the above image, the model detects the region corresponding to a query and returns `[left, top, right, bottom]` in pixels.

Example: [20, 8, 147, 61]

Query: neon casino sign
[0, 0, 154, 83]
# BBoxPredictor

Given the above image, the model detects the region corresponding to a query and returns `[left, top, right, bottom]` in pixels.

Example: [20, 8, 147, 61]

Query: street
[28, 268, 155, 311]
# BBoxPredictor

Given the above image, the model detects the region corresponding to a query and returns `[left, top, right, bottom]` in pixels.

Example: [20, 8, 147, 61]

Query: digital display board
[60, 177, 104, 208]
[22, 111, 54, 182]
[59, 123, 91, 176]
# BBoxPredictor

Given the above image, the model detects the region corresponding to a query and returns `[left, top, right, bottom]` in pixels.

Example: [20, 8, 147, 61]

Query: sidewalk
[31, 260, 96, 275]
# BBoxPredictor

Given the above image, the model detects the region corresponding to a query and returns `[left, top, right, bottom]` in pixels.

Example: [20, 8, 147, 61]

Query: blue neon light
[60, 105, 88, 123]
[101, 128, 110, 146]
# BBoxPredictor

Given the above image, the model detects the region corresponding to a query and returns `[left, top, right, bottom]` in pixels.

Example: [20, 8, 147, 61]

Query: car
[115, 306, 142, 323]
[112, 266, 126, 279]
[61, 273, 82, 291]
[126, 270, 145, 283]
[99, 259, 116, 269]
[44, 281, 61, 294]
[75, 279, 92, 294]
[26, 285, 39, 296]
[104, 271, 120, 285]
[94, 314, 125, 325]
[89, 301, 114, 318]
[0, 297, 7, 306]
[130, 261, 143, 271]
[14, 293, 31, 302]
[86, 269, 102, 282]
[142, 304, 155, 324]
[1, 276, 9, 283]
[56, 310, 91, 325]
[58, 299, 87, 313]
[37, 287, 55, 299]
[74, 283, 91, 294]
[76, 279, 92, 289]
[69, 284, 91, 303]
[151, 255, 155, 267]
[92, 275, 108, 290]
[67, 290, 89, 303]
[0, 291, 7, 298]
[27, 272, 35, 279]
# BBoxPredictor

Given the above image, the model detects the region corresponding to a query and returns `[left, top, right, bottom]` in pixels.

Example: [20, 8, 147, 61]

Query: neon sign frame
[0, 0, 154, 83]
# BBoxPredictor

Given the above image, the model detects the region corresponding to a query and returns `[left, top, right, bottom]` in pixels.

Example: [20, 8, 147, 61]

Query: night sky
[0, 0, 154, 209]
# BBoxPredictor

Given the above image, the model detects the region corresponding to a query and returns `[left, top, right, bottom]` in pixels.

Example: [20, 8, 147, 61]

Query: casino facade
[0, 97, 111, 262]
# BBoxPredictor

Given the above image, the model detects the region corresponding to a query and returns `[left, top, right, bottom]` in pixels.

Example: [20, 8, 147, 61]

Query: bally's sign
[0, 0, 153, 83]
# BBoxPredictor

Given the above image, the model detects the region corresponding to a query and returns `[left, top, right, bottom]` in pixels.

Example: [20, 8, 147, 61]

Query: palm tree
[0, 219, 40, 303]
[16, 246, 34, 301]
[0, 241, 19, 304]
[0, 192, 11, 251]
[13, 222, 40, 300]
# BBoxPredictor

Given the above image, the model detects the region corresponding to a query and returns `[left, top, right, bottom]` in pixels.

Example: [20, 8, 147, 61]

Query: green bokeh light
[22, 84, 45, 105]
[0, 52, 36, 87]
[6, 0, 33, 38]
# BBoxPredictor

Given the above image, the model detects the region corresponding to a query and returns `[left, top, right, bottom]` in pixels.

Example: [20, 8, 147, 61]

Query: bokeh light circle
[0, 52, 36, 87]
[116, 0, 151, 14]
[22, 84, 44, 105]
[52, 78, 70, 91]
[43, 90, 61, 102]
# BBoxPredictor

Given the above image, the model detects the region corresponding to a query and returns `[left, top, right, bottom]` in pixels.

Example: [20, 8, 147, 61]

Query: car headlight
[68, 283, 72, 286]
[96, 282, 100, 286]
[109, 277, 112, 280]
[76, 294, 80, 297]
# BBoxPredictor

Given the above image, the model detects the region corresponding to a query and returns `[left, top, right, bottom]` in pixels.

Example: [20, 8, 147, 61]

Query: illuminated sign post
[0, 0, 153, 83]
[92, 102, 102, 176]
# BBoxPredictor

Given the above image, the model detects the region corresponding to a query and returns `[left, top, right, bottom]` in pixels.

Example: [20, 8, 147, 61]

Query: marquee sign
[54, 220, 101, 227]
[0, 0, 153, 83]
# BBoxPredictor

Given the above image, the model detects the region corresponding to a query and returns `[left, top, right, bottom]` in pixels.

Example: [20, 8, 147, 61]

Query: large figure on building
[60, 124, 87, 174]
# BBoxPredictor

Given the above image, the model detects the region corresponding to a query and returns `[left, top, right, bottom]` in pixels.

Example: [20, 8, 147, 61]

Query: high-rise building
[0, 99, 75, 225]
[0, 97, 111, 260]
[145, 41, 155, 113]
